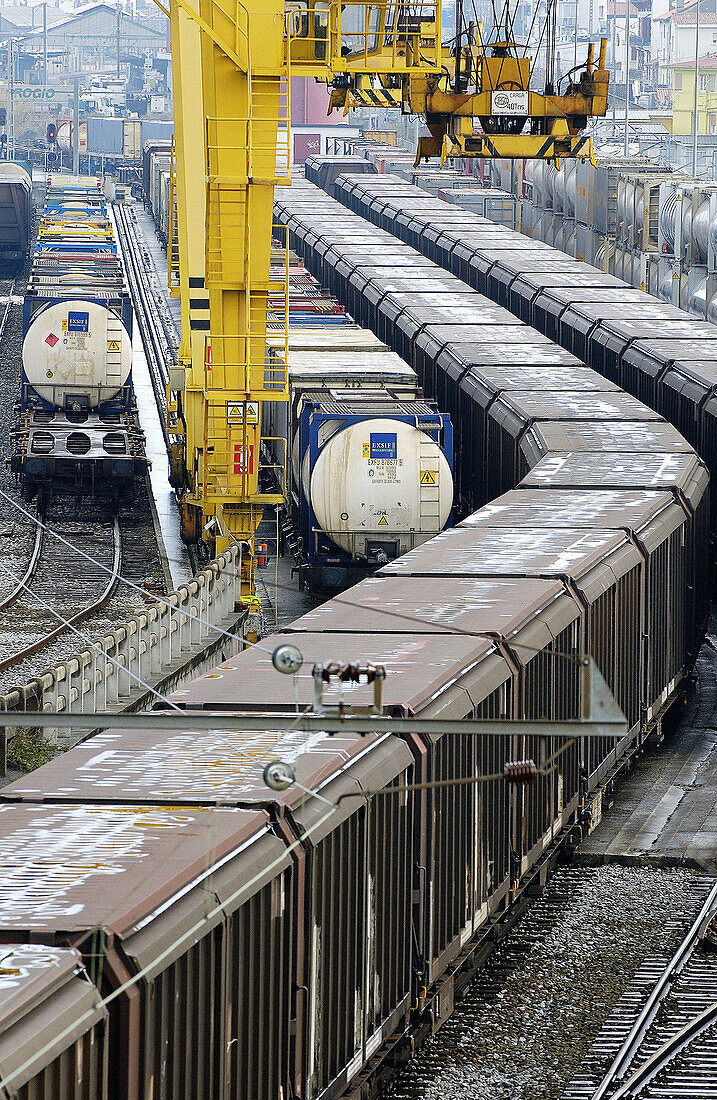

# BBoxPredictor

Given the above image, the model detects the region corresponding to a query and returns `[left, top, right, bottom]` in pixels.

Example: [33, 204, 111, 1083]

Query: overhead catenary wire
[0, 547, 369, 826]
[336, 737, 579, 803]
[0, 485, 284, 663]
[0, 485, 587, 670]
[0, 708, 580, 1096]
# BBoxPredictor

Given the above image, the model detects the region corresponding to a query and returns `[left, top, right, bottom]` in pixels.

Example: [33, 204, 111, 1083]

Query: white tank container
[563, 162, 578, 217]
[23, 299, 132, 407]
[659, 188, 678, 252]
[688, 275, 708, 317]
[545, 163, 559, 208]
[553, 166, 566, 213]
[707, 292, 717, 325]
[533, 160, 547, 205]
[690, 199, 710, 262]
[56, 121, 87, 154]
[306, 417, 452, 558]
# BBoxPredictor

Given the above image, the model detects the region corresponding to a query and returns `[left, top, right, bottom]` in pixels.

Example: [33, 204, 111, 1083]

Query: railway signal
[45, 121, 56, 144]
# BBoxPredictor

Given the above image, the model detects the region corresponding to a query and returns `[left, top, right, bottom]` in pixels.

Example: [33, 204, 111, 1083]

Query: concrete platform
[577, 630, 717, 873]
[118, 200, 193, 591]
[127, 199, 318, 628]
[132, 332, 193, 591]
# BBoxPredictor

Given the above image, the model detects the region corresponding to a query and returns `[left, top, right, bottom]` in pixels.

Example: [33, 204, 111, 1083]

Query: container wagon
[0, 174, 708, 1100]
[11, 179, 147, 506]
[264, 254, 453, 589]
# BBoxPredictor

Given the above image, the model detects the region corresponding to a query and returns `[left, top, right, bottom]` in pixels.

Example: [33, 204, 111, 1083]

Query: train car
[325, 169, 717, 549]
[0, 164, 32, 266]
[11, 179, 147, 506]
[0, 173, 711, 1100]
[0, 945, 108, 1100]
[265, 256, 454, 589]
[141, 141, 172, 230]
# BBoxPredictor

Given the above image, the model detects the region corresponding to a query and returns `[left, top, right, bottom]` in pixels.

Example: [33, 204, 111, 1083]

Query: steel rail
[0, 279, 16, 340]
[0, 513, 43, 611]
[0, 517, 122, 672]
[607, 1000, 717, 1099]
[590, 879, 717, 1100]
[111, 203, 174, 442]
[0, 282, 45, 613]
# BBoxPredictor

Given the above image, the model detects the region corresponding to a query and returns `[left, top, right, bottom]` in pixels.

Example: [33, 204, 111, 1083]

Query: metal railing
[0, 545, 246, 729]
[284, 0, 441, 73]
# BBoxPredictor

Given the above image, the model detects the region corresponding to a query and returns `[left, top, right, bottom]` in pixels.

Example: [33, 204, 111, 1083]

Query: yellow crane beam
[167, 0, 290, 594]
[161, 0, 610, 601]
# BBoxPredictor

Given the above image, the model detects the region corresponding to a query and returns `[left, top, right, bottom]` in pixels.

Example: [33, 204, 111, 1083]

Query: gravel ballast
[386, 865, 712, 1100]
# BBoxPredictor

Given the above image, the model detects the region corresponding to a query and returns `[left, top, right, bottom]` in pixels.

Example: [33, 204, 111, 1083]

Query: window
[709, 112, 717, 133]
[674, 72, 683, 91]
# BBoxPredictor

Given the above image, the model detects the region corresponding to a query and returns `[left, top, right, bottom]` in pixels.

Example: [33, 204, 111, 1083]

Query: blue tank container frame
[297, 401, 453, 588]
[12, 182, 146, 504]
[22, 192, 133, 412]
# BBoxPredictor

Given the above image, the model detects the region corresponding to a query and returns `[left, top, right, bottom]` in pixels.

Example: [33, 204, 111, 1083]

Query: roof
[668, 52, 717, 67]
[608, 2, 639, 15]
[674, 10, 717, 21]
[10, 3, 165, 44]
[656, 7, 717, 21]
[0, 5, 66, 28]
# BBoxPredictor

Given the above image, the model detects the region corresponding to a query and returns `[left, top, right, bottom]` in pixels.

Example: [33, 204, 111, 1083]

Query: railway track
[0, 506, 121, 673]
[112, 201, 176, 441]
[563, 879, 717, 1100]
[0, 279, 17, 345]
[112, 199, 202, 571]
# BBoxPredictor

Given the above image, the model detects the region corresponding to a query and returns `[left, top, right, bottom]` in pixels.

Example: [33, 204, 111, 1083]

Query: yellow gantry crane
[160, 0, 610, 595]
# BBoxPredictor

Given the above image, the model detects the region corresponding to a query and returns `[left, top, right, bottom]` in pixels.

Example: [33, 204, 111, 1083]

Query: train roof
[283, 574, 580, 651]
[460, 364, 620, 392]
[0, 943, 106, 1091]
[437, 341, 583, 368]
[522, 451, 709, 508]
[0, 803, 290, 939]
[379, 525, 641, 595]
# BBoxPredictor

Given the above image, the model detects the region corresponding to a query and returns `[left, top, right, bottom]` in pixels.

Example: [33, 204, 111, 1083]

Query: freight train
[140, 157, 455, 591]
[141, 140, 172, 237]
[266, 255, 453, 589]
[0, 172, 709, 1100]
[320, 168, 717, 537]
[477, 152, 717, 325]
[10, 179, 147, 506]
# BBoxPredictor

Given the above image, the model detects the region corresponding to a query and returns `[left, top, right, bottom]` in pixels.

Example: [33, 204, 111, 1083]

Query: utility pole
[43, 2, 47, 86]
[7, 38, 14, 161]
[692, 0, 700, 175]
[623, 0, 629, 154]
[116, 3, 121, 79]
[72, 75, 80, 177]
[611, 5, 617, 137]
